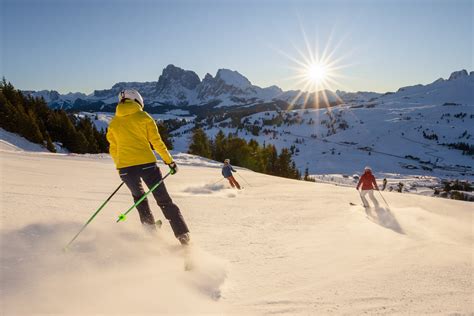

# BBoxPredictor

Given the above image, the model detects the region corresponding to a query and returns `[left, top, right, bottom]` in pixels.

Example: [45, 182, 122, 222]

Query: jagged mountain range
[24, 66, 473, 113]
[23, 64, 344, 110]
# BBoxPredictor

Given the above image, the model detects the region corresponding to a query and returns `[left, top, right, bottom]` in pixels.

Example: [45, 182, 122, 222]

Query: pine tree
[0, 94, 17, 132]
[291, 161, 301, 180]
[21, 110, 44, 144]
[225, 135, 250, 166]
[304, 167, 310, 180]
[247, 139, 264, 171]
[276, 148, 292, 178]
[212, 130, 227, 162]
[263, 145, 278, 175]
[95, 128, 109, 152]
[0, 79, 109, 154]
[188, 127, 211, 158]
[76, 117, 99, 153]
[45, 132, 56, 152]
[157, 121, 173, 150]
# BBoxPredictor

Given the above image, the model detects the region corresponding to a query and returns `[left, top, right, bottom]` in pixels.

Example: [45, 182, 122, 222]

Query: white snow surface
[0, 128, 49, 152]
[0, 140, 472, 315]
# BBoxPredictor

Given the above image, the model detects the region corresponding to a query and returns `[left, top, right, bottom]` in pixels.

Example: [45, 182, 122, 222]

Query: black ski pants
[118, 162, 189, 237]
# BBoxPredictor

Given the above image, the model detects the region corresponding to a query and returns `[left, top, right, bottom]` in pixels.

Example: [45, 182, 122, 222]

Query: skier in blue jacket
[222, 159, 241, 189]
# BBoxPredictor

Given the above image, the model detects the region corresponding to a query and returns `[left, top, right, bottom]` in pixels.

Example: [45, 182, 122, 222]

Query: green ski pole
[116, 172, 171, 223]
[64, 182, 125, 250]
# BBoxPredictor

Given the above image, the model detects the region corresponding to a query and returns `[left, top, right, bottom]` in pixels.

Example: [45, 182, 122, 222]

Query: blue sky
[1, 0, 472, 94]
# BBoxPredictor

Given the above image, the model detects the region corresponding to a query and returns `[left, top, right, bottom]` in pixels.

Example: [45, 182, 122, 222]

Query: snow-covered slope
[1, 147, 472, 315]
[168, 70, 474, 182]
[379, 69, 473, 106]
[0, 128, 50, 152]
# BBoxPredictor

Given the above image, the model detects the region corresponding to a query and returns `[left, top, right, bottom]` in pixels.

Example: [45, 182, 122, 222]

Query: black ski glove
[167, 162, 178, 175]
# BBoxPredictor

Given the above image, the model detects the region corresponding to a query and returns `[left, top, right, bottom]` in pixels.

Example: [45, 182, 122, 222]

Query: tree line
[0, 79, 108, 153]
[188, 128, 301, 180]
[443, 142, 474, 156]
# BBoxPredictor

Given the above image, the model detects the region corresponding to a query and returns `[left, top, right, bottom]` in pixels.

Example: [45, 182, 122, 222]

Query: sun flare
[275, 25, 354, 109]
[307, 62, 328, 84]
[297, 56, 338, 92]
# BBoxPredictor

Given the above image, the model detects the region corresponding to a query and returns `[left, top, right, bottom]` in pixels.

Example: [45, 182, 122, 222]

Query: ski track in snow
[182, 183, 239, 198]
[0, 143, 473, 315]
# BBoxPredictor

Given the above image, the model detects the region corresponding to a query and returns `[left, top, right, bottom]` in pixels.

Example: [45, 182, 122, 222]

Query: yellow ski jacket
[106, 100, 173, 169]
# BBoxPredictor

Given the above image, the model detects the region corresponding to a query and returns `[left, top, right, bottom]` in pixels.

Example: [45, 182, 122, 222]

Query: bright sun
[275, 26, 351, 108]
[307, 63, 328, 84]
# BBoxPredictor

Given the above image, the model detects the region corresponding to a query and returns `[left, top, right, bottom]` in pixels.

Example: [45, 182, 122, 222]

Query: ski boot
[177, 232, 190, 246]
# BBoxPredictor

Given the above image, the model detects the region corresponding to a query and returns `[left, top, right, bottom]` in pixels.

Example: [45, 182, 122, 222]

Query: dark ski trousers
[119, 162, 189, 237]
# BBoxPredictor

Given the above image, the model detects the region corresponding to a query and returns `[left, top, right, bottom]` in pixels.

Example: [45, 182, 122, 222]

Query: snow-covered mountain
[23, 64, 345, 109]
[19, 69, 474, 183]
[187, 69, 473, 178]
[21, 90, 89, 109]
[25, 66, 473, 112]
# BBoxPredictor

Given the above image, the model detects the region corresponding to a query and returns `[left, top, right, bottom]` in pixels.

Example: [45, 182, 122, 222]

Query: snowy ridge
[382, 70, 474, 105]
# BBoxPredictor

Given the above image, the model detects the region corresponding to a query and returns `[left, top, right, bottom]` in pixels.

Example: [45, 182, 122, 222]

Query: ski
[350, 202, 369, 208]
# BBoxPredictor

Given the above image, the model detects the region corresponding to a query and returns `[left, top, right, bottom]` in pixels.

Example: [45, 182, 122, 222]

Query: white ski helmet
[224, 159, 230, 164]
[364, 166, 372, 171]
[119, 89, 144, 108]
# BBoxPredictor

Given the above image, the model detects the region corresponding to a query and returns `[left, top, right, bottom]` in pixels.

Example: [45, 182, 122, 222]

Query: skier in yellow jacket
[107, 89, 190, 245]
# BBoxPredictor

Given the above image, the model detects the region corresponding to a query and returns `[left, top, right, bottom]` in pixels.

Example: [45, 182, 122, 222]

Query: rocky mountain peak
[215, 69, 252, 89]
[448, 69, 468, 81]
[202, 73, 214, 82]
[157, 64, 201, 92]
